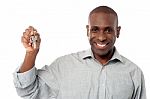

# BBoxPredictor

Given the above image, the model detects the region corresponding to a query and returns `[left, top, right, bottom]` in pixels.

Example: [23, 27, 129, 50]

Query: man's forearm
[19, 51, 38, 73]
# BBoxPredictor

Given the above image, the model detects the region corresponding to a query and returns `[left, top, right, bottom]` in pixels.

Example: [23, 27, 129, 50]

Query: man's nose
[97, 32, 107, 41]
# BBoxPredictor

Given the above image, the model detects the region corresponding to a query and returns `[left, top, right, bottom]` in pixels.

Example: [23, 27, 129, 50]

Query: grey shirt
[13, 49, 146, 99]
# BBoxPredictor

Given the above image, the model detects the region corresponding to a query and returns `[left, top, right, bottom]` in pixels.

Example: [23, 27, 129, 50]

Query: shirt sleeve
[13, 66, 37, 88]
[13, 62, 60, 99]
[131, 68, 147, 99]
[13, 66, 40, 98]
[139, 72, 147, 99]
[136, 70, 147, 99]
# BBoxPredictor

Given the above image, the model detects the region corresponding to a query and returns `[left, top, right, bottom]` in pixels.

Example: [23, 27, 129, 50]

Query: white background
[0, 0, 149, 98]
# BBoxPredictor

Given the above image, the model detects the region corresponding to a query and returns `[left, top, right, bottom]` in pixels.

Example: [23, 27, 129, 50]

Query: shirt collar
[82, 48, 124, 63]
[81, 49, 94, 59]
[109, 48, 124, 63]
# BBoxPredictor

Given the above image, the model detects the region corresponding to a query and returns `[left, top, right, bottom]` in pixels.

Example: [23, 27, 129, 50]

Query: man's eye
[105, 28, 113, 33]
[90, 28, 99, 33]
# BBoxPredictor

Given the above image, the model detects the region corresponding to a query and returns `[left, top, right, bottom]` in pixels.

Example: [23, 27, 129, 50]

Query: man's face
[87, 12, 121, 56]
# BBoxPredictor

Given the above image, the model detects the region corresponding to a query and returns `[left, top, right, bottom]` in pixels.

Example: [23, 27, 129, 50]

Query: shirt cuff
[13, 66, 37, 88]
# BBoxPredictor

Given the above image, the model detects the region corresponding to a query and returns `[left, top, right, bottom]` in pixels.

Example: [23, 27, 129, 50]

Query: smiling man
[86, 7, 121, 65]
[13, 6, 146, 99]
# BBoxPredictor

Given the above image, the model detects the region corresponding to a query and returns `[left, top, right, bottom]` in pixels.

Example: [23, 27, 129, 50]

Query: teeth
[97, 43, 106, 47]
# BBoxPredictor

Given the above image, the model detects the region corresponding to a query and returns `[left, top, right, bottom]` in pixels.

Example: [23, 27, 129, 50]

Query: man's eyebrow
[90, 26, 100, 30]
[104, 26, 113, 29]
[90, 25, 98, 27]
[90, 26, 113, 29]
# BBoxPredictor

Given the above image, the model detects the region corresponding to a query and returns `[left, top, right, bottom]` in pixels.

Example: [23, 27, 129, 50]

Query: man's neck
[94, 47, 115, 65]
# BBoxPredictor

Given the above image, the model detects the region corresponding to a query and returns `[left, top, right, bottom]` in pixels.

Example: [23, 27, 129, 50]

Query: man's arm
[136, 71, 146, 99]
[14, 26, 59, 98]
[19, 26, 41, 73]
[132, 68, 147, 99]
[13, 26, 42, 98]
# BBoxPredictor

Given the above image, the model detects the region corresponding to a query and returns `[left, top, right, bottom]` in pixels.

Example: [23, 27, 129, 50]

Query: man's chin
[96, 51, 109, 56]
[92, 48, 109, 56]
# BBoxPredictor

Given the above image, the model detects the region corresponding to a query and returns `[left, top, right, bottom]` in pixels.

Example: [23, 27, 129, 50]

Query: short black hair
[89, 6, 118, 25]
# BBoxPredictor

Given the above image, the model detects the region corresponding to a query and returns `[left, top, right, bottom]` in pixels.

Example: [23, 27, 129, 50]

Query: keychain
[30, 31, 37, 49]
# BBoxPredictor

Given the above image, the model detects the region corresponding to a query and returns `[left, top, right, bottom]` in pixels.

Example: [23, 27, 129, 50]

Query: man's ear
[86, 25, 89, 37]
[116, 26, 121, 38]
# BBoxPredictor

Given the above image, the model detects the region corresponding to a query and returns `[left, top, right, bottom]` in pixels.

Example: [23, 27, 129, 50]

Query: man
[13, 6, 146, 99]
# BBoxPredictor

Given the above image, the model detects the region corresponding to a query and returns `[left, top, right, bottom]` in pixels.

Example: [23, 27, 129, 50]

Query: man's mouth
[94, 43, 108, 49]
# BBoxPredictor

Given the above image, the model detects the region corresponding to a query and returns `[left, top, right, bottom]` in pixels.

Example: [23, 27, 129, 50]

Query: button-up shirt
[13, 49, 146, 99]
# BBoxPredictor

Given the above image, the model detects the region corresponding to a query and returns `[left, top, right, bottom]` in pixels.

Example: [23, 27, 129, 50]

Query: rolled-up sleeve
[13, 66, 37, 88]
[13, 64, 60, 99]
[13, 66, 41, 98]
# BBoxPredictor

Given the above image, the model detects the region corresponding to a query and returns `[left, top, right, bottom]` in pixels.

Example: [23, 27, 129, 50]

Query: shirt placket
[98, 66, 107, 99]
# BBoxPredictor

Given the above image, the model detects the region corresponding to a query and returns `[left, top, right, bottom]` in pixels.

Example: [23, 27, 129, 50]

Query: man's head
[86, 6, 121, 59]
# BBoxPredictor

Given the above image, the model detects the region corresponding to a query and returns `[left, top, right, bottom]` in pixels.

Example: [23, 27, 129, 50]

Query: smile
[95, 43, 108, 49]
[97, 43, 106, 47]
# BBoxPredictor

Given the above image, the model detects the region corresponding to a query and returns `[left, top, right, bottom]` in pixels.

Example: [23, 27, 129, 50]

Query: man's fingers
[34, 33, 41, 42]
[21, 36, 30, 44]
[23, 31, 40, 41]
[23, 32, 30, 40]
[21, 26, 41, 51]
[23, 26, 37, 36]
[24, 29, 30, 36]
[28, 26, 37, 35]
